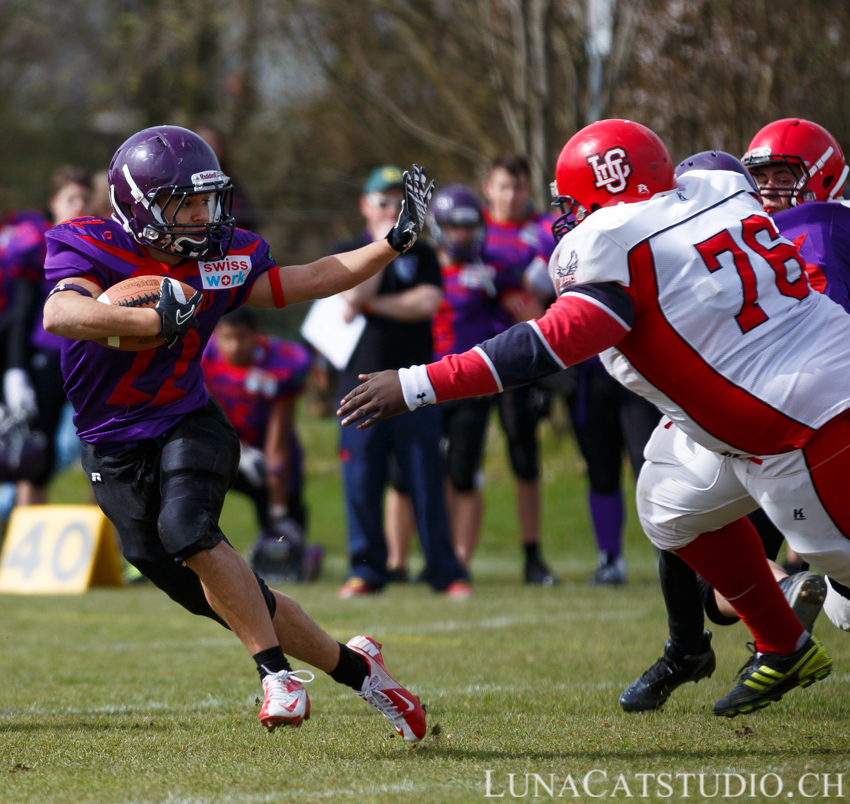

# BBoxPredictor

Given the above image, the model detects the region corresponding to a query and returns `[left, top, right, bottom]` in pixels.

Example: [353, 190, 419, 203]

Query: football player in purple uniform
[202, 308, 321, 582]
[42, 125, 433, 741]
[481, 154, 560, 585]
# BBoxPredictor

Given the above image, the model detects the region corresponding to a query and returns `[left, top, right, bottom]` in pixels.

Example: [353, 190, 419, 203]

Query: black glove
[155, 279, 202, 348]
[386, 164, 435, 253]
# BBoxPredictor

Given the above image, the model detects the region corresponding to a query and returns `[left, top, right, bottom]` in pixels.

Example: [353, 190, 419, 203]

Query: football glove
[239, 444, 267, 489]
[386, 164, 435, 253]
[156, 279, 202, 348]
[3, 369, 38, 420]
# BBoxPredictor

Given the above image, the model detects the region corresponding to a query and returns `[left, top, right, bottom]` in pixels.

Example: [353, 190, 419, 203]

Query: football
[95, 275, 198, 351]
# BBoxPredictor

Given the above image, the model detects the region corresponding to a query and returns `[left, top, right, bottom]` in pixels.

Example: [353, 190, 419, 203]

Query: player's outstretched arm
[247, 165, 434, 308]
[338, 289, 631, 429]
[44, 278, 161, 340]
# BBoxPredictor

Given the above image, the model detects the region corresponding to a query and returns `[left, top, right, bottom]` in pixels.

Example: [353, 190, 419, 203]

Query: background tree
[0, 0, 846, 280]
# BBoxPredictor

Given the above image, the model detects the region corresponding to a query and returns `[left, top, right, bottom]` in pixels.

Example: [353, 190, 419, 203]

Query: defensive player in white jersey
[619, 126, 850, 713]
[337, 118, 848, 717]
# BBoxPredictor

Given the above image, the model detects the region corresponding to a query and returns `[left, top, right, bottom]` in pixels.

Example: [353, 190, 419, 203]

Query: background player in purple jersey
[202, 308, 321, 582]
[8, 166, 91, 506]
[41, 125, 434, 741]
[481, 153, 560, 585]
[0, 201, 50, 418]
[384, 184, 533, 575]
[619, 138, 850, 713]
[0, 196, 53, 497]
[428, 185, 503, 568]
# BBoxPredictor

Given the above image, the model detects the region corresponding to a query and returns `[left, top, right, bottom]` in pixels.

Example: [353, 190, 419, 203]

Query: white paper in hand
[300, 295, 367, 370]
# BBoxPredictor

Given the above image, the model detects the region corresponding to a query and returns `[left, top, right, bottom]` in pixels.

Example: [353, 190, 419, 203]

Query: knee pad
[824, 577, 850, 631]
[449, 467, 483, 494]
[158, 472, 227, 560]
[507, 436, 539, 481]
[158, 419, 240, 560]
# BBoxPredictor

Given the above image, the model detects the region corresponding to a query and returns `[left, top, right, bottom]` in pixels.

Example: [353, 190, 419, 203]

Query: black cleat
[619, 632, 716, 712]
[525, 556, 561, 586]
[713, 636, 832, 718]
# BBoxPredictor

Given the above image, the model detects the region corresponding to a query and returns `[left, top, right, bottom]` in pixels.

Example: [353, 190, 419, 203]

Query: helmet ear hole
[823, 176, 833, 190]
[590, 203, 601, 212]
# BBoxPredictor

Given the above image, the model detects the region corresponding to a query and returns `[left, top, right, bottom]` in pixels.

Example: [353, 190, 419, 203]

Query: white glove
[4, 369, 38, 420]
[238, 444, 266, 488]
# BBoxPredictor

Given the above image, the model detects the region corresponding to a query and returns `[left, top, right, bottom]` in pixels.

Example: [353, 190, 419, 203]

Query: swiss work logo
[199, 256, 252, 290]
[586, 147, 632, 195]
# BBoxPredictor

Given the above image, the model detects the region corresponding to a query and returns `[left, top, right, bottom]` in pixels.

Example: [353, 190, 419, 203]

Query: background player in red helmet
[42, 125, 433, 741]
[743, 118, 848, 215]
[202, 307, 321, 582]
[339, 118, 849, 718]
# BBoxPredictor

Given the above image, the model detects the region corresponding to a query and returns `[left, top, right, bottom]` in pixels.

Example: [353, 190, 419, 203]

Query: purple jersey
[44, 217, 275, 446]
[0, 210, 49, 323]
[432, 261, 502, 360]
[202, 335, 311, 448]
[482, 208, 557, 294]
[2, 214, 66, 354]
[773, 202, 850, 314]
[203, 335, 311, 496]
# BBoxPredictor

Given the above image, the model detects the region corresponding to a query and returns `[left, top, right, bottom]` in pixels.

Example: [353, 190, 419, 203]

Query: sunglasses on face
[367, 193, 403, 210]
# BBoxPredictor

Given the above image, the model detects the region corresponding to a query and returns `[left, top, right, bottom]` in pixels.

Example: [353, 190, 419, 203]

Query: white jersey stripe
[472, 346, 504, 393]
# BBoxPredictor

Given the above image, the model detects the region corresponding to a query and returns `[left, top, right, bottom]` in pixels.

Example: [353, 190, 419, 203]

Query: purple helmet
[674, 150, 759, 194]
[427, 184, 484, 263]
[108, 125, 235, 259]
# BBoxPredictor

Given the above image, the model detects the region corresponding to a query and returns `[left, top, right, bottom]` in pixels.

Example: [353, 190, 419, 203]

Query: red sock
[675, 517, 804, 655]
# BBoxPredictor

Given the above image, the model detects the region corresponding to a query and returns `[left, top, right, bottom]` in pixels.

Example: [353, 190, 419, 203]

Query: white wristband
[398, 364, 437, 411]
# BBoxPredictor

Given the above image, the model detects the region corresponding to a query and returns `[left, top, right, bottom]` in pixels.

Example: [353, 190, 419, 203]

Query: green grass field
[2, 411, 849, 803]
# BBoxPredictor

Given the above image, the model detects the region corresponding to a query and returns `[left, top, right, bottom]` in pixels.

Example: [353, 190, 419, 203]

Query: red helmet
[742, 119, 848, 205]
[551, 119, 675, 241]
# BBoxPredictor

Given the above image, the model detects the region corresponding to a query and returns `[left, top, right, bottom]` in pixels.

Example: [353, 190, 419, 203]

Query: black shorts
[442, 396, 492, 492]
[496, 383, 550, 482]
[569, 366, 661, 493]
[81, 398, 276, 624]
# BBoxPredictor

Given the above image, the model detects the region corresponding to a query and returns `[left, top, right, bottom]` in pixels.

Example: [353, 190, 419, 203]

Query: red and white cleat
[258, 669, 314, 732]
[346, 635, 427, 743]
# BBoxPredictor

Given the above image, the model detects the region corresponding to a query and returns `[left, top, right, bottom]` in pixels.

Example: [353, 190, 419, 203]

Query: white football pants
[637, 416, 850, 630]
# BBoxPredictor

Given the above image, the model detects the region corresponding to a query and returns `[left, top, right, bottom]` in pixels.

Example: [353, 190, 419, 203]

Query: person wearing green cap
[333, 166, 472, 599]
[362, 165, 405, 196]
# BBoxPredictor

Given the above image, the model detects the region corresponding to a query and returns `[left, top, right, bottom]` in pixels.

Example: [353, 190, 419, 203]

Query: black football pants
[81, 398, 277, 626]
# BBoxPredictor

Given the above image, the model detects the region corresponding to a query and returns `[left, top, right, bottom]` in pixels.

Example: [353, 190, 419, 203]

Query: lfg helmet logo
[199, 256, 252, 289]
[586, 147, 632, 194]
